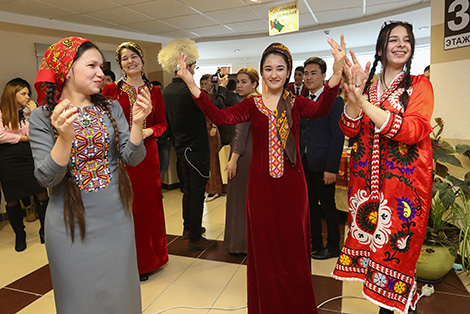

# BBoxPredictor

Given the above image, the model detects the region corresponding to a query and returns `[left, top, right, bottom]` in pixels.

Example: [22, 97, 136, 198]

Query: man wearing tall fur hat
[158, 39, 217, 251]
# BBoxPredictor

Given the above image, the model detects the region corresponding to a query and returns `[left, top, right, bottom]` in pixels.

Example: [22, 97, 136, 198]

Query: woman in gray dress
[224, 68, 260, 254]
[29, 37, 151, 314]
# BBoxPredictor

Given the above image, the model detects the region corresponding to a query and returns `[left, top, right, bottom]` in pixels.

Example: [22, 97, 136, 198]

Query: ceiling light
[234, 49, 243, 53]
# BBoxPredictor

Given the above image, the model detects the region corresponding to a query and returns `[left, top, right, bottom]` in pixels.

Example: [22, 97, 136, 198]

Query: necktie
[309, 94, 316, 100]
[296, 87, 300, 96]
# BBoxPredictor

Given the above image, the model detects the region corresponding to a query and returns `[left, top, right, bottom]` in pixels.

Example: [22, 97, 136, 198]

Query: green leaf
[435, 140, 455, 153]
[438, 185, 456, 208]
[433, 149, 462, 167]
[448, 176, 470, 194]
[456, 144, 470, 153]
[435, 162, 449, 178]
[456, 144, 470, 161]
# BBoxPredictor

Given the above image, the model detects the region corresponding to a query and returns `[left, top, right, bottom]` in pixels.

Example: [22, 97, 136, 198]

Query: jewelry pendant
[79, 118, 91, 128]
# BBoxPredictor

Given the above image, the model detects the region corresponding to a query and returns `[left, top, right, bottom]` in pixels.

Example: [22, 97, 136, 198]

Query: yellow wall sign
[269, 1, 299, 36]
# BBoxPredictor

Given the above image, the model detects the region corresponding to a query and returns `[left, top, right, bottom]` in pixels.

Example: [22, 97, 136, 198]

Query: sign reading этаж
[269, 1, 299, 36]
[445, 0, 470, 50]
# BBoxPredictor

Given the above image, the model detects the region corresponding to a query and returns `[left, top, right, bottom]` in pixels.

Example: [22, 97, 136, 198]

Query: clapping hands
[132, 86, 152, 125]
[343, 51, 371, 108]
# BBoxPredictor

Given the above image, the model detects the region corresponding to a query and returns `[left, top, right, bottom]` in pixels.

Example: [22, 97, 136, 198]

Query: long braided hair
[44, 42, 133, 242]
[364, 22, 415, 110]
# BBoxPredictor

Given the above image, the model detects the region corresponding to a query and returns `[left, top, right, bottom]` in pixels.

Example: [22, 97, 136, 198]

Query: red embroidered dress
[332, 74, 434, 314]
[193, 81, 339, 314]
[103, 82, 168, 274]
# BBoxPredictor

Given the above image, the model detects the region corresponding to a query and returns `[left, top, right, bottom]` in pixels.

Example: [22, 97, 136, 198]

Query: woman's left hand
[143, 128, 154, 139]
[345, 65, 367, 108]
[132, 86, 152, 125]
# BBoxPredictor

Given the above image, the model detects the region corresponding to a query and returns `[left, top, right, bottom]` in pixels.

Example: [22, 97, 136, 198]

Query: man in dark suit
[303, 57, 345, 259]
[287, 66, 309, 97]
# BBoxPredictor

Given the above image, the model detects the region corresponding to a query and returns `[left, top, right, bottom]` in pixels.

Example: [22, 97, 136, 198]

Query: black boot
[36, 199, 49, 244]
[379, 307, 394, 314]
[6, 204, 27, 252]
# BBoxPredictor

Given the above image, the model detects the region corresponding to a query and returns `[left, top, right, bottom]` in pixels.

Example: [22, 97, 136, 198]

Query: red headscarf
[34, 37, 90, 105]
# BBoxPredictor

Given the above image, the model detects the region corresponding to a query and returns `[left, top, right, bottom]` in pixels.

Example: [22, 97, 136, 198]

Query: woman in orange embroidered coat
[103, 42, 168, 281]
[175, 37, 346, 313]
[332, 22, 434, 314]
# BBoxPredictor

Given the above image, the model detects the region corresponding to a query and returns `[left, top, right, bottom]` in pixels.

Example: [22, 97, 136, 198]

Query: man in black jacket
[159, 39, 217, 251]
[303, 57, 345, 259]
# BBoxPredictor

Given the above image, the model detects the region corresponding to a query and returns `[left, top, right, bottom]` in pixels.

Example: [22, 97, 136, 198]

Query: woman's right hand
[345, 65, 368, 108]
[50, 99, 78, 142]
[226, 158, 238, 180]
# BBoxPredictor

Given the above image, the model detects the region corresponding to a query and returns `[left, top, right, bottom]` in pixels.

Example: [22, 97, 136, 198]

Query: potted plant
[416, 118, 470, 282]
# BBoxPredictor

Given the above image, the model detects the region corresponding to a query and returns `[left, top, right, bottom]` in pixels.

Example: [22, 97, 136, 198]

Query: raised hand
[218, 74, 229, 88]
[328, 34, 347, 75]
[344, 64, 367, 108]
[327, 35, 346, 87]
[50, 99, 78, 142]
[175, 52, 201, 97]
[132, 86, 152, 125]
[343, 50, 370, 88]
[176, 53, 195, 85]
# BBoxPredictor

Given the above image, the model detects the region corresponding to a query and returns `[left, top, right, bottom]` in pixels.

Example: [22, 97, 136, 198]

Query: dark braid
[141, 73, 152, 91]
[92, 94, 133, 213]
[44, 82, 86, 242]
[364, 54, 381, 94]
[399, 60, 413, 110]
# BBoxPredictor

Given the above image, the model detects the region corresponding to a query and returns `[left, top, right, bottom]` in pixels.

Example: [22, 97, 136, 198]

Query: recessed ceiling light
[418, 26, 429, 31]
[234, 49, 243, 53]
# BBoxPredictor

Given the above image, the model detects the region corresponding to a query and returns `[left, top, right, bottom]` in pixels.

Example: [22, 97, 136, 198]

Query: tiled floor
[1, 189, 470, 313]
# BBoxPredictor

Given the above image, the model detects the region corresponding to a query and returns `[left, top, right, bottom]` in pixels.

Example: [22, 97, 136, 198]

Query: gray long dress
[29, 101, 145, 314]
[224, 122, 251, 254]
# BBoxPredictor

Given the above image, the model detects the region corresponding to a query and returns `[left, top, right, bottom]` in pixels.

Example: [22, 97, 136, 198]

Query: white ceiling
[0, 0, 431, 62]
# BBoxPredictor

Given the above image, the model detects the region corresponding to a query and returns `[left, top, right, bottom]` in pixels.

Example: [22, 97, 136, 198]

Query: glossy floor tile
[1, 188, 470, 314]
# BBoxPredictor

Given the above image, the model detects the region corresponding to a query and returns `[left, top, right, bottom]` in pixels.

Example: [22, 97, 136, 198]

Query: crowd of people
[0, 20, 434, 314]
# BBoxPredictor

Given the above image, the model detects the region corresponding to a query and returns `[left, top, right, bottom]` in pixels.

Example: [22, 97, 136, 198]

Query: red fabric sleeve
[146, 86, 167, 138]
[192, 90, 251, 126]
[379, 75, 434, 145]
[296, 79, 340, 119]
[340, 107, 363, 138]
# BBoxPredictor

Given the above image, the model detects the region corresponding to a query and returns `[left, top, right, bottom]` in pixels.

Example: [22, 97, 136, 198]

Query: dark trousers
[303, 158, 340, 251]
[178, 149, 210, 242]
[157, 138, 171, 179]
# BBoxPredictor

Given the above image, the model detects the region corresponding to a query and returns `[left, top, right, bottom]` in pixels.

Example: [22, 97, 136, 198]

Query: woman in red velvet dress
[175, 37, 346, 313]
[103, 42, 168, 281]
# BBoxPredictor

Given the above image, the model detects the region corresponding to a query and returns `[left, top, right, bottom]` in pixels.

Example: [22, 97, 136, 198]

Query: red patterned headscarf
[34, 37, 90, 105]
